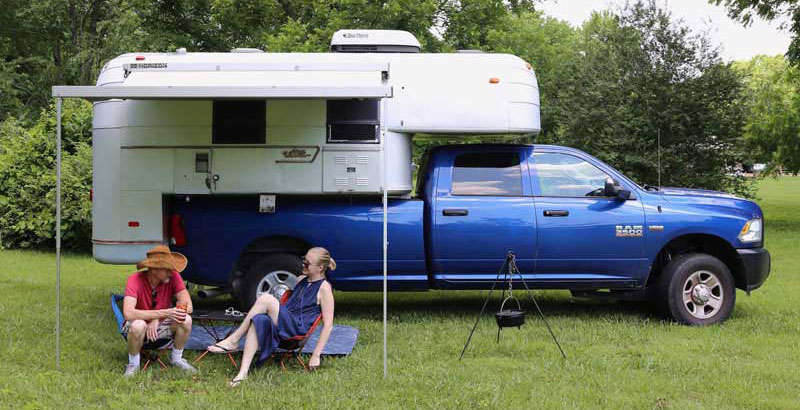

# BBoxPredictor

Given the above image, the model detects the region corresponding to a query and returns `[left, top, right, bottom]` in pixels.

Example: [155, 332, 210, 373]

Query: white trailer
[53, 29, 540, 265]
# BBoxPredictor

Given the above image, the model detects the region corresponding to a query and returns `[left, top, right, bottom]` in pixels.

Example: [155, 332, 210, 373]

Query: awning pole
[382, 130, 388, 378]
[381, 104, 389, 378]
[55, 98, 62, 371]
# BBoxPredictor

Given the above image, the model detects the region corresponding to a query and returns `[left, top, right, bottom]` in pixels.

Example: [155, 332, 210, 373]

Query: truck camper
[68, 29, 769, 325]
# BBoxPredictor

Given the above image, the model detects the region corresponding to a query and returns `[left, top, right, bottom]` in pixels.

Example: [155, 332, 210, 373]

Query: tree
[711, 0, 800, 64]
[733, 55, 800, 173]
[491, 1, 752, 196]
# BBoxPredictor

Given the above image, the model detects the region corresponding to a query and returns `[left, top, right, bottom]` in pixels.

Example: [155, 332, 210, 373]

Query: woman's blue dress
[252, 278, 324, 363]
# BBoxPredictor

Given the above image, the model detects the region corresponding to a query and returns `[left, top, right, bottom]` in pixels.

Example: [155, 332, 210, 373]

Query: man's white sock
[128, 353, 140, 367]
[171, 348, 183, 363]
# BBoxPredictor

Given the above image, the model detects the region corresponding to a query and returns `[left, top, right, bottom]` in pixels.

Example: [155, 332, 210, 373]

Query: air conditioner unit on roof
[330, 30, 421, 53]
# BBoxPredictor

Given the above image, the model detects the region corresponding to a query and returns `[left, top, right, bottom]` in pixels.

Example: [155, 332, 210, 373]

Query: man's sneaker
[171, 358, 198, 373]
[123, 364, 139, 378]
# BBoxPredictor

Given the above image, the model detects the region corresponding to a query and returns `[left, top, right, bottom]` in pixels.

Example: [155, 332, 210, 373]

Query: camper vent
[356, 178, 370, 186]
[335, 178, 349, 186]
[330, 30, 420, 53]
[356, 156, 369, 164]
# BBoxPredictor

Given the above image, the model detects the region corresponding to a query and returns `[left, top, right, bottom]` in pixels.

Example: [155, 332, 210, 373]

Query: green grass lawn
[1, 178, 798, 409]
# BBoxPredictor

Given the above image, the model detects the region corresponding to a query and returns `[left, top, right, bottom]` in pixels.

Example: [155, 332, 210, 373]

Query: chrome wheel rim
[682, 270, 724, 320]
[256, 270, 298, 300]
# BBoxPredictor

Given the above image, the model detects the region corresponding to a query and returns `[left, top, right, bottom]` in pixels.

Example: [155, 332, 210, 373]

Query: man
[122, 245, 197, 377]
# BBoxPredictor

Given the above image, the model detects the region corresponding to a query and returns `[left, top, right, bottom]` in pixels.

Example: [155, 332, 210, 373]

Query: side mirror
[604, 178, 619, 196]
[604, 178, 631, 201]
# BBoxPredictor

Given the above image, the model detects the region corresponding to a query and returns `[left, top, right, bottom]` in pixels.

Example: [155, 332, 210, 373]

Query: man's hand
[146, 319, 159, 342]
[166, 307, 187, 323]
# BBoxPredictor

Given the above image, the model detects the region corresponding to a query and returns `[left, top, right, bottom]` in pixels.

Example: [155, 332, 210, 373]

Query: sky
[537, 0, 792, 61]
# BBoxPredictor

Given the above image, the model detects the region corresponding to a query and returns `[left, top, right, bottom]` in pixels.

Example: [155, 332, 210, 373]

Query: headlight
[738, 218, 763, 243]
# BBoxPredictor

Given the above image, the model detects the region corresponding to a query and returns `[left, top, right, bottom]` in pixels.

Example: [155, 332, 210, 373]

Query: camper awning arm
[51, 85, 392, 101]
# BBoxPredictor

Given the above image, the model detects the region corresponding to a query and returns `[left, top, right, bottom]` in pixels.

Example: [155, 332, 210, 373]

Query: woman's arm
[309, 282, 334, 367]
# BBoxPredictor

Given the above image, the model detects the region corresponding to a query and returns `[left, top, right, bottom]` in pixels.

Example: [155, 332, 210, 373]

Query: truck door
[431, 149, 536, 287]
[529, 150, 646, 285]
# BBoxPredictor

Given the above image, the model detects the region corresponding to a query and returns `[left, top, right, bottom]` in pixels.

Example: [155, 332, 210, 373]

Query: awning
[51, 85, 392, 101]
[51, 86, 392, 377]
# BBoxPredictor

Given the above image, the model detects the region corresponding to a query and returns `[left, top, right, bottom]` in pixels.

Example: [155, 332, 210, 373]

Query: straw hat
[136, 245, 188, 272]
[137, 257, 177, 271]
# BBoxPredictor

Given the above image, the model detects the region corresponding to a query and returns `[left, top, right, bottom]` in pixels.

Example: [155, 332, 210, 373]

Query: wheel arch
[646, 233, 746, 290]
[230, 235, 312, 297]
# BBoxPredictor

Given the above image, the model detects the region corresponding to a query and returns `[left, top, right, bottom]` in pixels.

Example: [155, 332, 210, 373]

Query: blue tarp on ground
[111, 294, 357, 356]
[182, 324, 359, 356]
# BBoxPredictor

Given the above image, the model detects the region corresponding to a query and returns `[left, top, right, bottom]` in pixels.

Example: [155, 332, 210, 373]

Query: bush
[0, 99, 92, 251]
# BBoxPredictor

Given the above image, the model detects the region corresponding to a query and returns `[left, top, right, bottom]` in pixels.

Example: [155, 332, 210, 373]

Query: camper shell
[86, 30, 540, 264]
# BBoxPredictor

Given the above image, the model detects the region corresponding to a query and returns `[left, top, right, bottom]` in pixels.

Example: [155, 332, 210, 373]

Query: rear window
[451, 152, 522, 196]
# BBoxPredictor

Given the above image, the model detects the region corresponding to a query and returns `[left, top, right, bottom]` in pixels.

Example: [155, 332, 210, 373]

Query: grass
[1, 177, 799, 409]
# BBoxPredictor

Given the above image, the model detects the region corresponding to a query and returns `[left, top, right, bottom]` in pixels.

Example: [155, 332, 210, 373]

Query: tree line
[0, 0, 798, 251]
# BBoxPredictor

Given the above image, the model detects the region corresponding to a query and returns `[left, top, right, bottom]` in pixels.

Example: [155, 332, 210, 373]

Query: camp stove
[459, 251, 567, 360]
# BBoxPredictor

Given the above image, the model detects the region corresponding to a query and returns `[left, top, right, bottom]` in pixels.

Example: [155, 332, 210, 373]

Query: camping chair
[110, 293, 172, 371]
[271, 289, 323, 371]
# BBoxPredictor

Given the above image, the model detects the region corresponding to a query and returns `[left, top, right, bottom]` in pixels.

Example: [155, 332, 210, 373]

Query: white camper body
[79, 31, 540, 264]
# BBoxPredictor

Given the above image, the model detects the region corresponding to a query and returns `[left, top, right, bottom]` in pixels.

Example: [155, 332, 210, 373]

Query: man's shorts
[123, 319, 174, 340]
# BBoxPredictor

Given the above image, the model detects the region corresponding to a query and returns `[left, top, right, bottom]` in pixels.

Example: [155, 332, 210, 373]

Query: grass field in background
[0, 177, 798, 409]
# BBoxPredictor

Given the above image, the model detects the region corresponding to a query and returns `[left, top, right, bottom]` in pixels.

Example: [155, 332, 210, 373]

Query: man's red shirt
[124, 270, 186, 311]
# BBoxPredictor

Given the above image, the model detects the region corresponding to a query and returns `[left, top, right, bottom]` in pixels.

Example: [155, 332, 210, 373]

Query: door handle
[443, 209, 469, 216]
[543, 210, 569, 217]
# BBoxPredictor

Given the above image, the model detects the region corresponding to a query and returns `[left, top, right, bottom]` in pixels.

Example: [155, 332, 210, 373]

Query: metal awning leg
[55, 98, 62, 371]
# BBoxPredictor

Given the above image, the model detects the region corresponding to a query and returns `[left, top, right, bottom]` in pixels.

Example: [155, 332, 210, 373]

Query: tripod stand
[459, 251, 567, 360]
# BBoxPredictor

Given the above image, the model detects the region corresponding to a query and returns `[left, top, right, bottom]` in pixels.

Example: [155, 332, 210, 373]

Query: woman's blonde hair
[310, 247, 336, 272]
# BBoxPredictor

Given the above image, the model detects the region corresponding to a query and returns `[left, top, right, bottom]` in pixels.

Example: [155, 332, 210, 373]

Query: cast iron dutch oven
[495, 296, 526, 328]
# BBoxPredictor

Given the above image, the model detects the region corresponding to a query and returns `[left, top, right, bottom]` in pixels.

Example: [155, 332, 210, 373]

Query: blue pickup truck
[171, 144, 770, 325]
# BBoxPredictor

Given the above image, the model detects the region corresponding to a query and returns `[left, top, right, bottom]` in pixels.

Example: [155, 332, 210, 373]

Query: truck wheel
[241, 253, 302, 310]
[655, 253, 735, 325]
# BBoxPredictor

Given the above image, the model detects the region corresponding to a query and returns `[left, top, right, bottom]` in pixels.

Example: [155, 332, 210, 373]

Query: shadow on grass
[189, 290, 656, 323]
[187, 288, 763, 328]
[325, 291, 655, 323]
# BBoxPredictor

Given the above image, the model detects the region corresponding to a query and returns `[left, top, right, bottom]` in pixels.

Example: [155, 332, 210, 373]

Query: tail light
[169, 214, 187, 247]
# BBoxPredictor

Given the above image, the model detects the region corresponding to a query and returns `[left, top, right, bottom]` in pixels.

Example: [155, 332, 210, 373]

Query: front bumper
[737, 248, 771, 292]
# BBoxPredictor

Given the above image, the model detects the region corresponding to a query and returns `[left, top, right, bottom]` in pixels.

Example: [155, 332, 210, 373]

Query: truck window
[533, 152, 610, 197]
[212, 100, 266, 144]
[451, 152, 522, 196]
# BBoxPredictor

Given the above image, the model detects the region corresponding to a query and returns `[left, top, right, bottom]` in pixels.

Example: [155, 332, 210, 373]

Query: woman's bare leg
[233, 325, 260, 381]
[213, 294, 279, 350]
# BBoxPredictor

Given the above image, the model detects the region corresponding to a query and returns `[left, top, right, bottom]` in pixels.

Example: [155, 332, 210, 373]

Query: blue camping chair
[111, 293, 172, 370]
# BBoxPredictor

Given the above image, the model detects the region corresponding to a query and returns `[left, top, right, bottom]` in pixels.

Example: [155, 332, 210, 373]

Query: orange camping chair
[271, 289, 323, 371]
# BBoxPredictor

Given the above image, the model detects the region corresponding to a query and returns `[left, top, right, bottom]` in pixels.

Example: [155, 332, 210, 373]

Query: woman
[207, 247, 336, 385]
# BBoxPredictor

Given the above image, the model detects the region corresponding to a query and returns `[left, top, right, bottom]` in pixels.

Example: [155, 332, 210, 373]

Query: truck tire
[655, 253, 736, 325]
[241, 253, 302, 310]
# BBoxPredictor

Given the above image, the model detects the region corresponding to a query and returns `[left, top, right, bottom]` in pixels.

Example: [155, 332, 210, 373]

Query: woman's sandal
[229, 377, 245, 387]
[207, 343, 234, 354]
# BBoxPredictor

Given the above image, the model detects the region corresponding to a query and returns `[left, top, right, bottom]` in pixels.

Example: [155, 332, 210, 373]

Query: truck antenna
[657, 129, 661, 188]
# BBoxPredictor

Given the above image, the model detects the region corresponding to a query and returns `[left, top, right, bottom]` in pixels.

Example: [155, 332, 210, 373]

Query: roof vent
[231, 48, 264, 53]
[330, 30, 420, 53]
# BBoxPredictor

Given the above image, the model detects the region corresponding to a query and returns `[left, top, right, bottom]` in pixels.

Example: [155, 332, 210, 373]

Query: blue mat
[179, 324, 359, 356]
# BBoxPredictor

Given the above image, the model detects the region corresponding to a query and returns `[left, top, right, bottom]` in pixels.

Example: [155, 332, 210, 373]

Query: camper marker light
[128, 221, 140, 227]
[135, 56, 145, 61]
[489, 78, 500, 84]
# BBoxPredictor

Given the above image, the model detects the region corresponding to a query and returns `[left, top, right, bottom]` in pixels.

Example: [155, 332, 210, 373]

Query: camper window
[327, 99, 380, 143]
[451, 152, 523, 196]
[212, 101, 266, 144]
